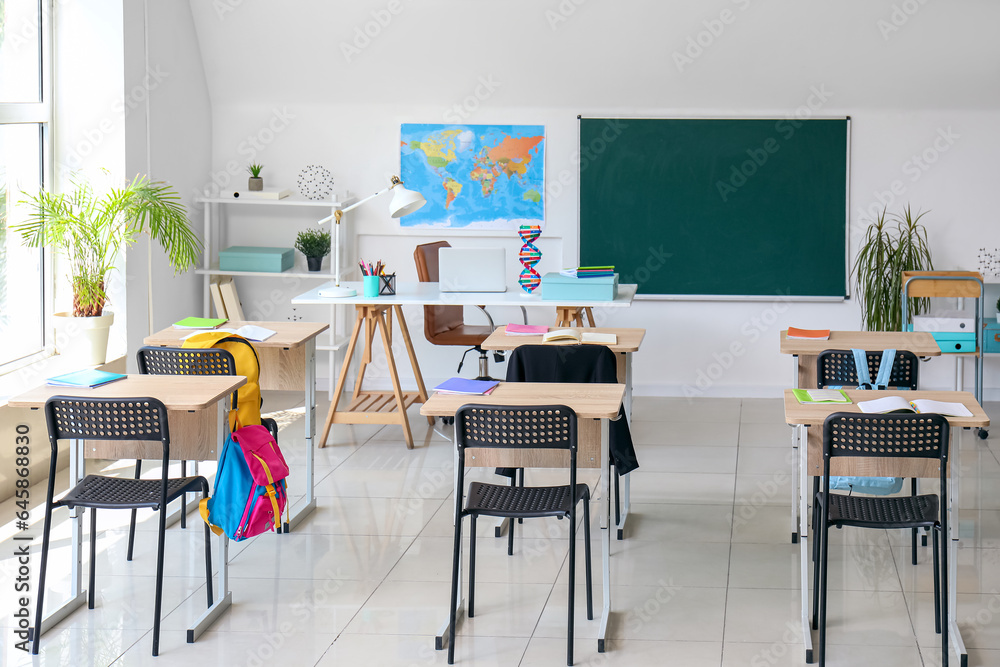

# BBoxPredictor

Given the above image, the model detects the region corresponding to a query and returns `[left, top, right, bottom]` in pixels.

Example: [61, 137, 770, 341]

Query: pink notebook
[505, 323, 549, 336]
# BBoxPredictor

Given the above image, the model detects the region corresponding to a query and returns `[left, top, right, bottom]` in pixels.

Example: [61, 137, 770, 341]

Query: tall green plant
[853, 205, 933, 331]
[14, 174, 202, 317]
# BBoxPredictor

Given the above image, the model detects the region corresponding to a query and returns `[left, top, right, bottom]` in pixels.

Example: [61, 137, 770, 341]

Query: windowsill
[0, 354, 127, 407]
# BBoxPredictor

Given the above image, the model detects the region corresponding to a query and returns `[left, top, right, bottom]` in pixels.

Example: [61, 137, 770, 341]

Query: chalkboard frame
[578, 116, 851, 301]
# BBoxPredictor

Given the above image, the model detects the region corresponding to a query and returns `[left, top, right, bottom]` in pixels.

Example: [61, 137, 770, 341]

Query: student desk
[784, 389, 989, 666]
[779, 330, 943, 544]
[144, 320, 329, 531]
[291, 282, 637, 450]
[420, 382, 626, 654]
[481, 326, 645, 538]
[8, 374, 245, 645]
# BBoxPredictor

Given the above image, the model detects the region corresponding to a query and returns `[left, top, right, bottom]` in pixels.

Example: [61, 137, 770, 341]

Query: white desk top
[291, 281, 638, 308]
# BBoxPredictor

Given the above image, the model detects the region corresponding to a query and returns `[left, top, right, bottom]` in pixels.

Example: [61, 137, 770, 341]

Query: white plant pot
[54, 311, 114, 366]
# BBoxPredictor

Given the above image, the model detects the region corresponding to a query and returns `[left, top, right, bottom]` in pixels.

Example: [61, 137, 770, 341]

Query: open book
[857, 396, 973, 417]
[791, 388, 850, 404]
[181, 324, 276, 342]
[542, 329, 617, 345]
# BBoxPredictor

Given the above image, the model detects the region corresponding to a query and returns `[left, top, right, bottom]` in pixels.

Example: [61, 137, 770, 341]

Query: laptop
[438, 247, 507, 292]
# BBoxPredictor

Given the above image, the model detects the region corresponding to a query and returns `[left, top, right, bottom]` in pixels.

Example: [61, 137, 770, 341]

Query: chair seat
[466, 482, 590, 519]
[58, 475, 208, 511]
[431, 323, 495, 347]
[826, 492, 939, 530]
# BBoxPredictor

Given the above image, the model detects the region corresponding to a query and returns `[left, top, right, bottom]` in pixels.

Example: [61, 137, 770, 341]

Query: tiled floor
[3, 394, 1000, 666]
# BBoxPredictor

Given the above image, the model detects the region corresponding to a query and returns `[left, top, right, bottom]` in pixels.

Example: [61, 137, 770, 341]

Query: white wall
[183, 0, 1000, 396]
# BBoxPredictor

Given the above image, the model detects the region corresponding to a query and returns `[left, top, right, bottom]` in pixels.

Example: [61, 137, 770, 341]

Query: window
[0, 0, 50, 372]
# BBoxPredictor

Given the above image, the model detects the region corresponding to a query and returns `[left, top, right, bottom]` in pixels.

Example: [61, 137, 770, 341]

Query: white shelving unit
[195, 193, 350, 397]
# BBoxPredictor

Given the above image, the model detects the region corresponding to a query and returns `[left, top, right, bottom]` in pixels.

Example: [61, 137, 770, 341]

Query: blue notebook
[47, 369, 126, 388]
[433, 377, 499, 395]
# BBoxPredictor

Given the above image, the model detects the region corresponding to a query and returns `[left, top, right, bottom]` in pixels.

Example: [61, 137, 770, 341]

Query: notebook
[438, 247, 507, 292]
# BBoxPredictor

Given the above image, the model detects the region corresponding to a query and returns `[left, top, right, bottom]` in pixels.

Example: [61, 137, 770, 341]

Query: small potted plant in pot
[247, 163, 264, 191]
[295, 227, 331, 272]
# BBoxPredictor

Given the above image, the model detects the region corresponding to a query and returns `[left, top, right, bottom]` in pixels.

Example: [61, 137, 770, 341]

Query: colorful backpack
[183, 332, 288, 539]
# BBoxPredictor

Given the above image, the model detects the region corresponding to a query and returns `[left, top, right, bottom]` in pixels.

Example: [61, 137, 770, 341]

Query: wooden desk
[145, 321, 328, 531]
[784, 389, 989, 666]
[292, 282, 637, 450]
[779, 330, 941, 388]
[421, 382, 625, 655]
[8, 374, 245, 646]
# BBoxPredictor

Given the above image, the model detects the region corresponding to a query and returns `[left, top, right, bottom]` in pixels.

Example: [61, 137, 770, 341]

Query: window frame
[0, 0, 53, 374]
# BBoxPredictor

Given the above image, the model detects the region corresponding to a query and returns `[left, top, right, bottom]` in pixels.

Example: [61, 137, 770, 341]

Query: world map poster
[399, 124, 545, 229]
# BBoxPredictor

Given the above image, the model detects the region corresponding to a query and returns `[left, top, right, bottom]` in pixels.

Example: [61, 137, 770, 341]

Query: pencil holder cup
[379, 273, 396, 296]
[363, 275, 380, 298]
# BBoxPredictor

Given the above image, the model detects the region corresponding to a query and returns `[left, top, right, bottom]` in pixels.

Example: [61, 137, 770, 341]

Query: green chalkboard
[579, 117, 849, 298]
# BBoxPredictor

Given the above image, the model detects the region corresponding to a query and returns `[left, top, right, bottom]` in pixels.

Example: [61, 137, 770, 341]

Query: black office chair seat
[826, 493, 938, 530]
[60, 475, 209, 511]
[466, 482, 590, 519]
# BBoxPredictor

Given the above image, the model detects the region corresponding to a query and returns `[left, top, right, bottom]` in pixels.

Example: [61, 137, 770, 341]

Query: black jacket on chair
[502, 344, 639, 475]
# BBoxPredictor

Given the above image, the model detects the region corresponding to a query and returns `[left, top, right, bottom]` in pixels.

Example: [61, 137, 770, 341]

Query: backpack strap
[873, 349, 896, 390]
[251, 451, 284, 533]
[851, 349, 873, 389]
[199, 498, 225, 537]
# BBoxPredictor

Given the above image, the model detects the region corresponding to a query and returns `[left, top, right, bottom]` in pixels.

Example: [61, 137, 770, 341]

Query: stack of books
[559, 266, 615, 278]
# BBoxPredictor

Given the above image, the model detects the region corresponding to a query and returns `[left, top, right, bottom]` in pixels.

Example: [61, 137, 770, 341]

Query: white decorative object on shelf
[298, 165, 334, 200]
[978, 247, 1000, 279]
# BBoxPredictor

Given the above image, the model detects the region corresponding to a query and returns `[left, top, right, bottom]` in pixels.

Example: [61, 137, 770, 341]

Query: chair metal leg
[811, 494, 821, 630]
[31, 502, 55, 655]
[203, 484, 214, 607]
[127, 460, 142, 561]
[469, 514, 477, 618]
[583, 494, 593, 621]
[448, 510, 463, 664]
[933, 527, 941, 635]
[942, 510, 949, 667]
[911, 478, 919, 565]
[567, 502, 576, 667]
[180, 461, 188, 529]
[613, 468, 620, 528]
[818, 520, 830, 666]
[152, 507, 167, 656]
[88, 509, 97, 610]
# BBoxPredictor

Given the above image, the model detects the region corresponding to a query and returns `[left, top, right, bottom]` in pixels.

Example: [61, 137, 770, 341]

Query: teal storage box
[219, 246, 294, 272]
[931, 331, 976, 353]
[985, 322, 1000, 354]
[541, 273, 618, 301]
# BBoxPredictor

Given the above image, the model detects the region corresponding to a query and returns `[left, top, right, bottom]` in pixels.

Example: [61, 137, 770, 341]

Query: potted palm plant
[294, 227, 331, 272]
[853, 204, 934, 331]
[14, 174, 202, 364]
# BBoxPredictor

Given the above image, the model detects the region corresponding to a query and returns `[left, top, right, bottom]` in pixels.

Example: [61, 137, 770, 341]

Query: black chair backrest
[136, 346, 236, 377]
[456, 404, 577, 453]
[816, 349, 919, 389]
[45, 396, 170, 451]
[822, 412, 949, 466]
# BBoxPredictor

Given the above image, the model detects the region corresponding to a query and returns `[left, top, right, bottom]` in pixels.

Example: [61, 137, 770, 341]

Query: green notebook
[173, 316, 227, 329]
[792, 388, 851, 404]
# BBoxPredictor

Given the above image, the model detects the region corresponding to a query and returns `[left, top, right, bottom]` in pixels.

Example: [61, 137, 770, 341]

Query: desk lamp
[317, 175, 426, 297]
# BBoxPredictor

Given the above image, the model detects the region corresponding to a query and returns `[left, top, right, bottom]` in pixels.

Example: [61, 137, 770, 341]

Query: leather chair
[413, 241, 503, 380]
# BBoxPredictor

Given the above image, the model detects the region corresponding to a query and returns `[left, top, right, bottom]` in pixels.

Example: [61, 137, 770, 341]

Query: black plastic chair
[131, 346, 279, 555]
[448, 405, 593, 666]
[33, 396, 213, 657]
[816, 349, 919, 390]
[812, 412, 949, 667]
[816, 348, 925, 563]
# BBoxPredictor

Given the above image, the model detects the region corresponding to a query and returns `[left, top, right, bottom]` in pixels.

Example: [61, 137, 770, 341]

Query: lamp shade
[389, 185, 426, 218]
